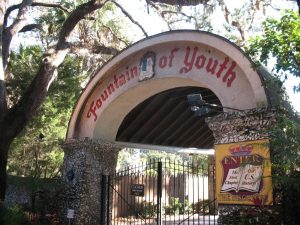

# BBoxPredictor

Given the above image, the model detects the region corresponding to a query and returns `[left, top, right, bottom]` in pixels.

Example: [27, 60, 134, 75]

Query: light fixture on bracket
[187, 93, 243, 117]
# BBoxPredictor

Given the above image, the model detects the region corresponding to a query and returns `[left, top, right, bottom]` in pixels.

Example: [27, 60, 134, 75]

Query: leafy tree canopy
[7, 45, 84, 178]
[247, 10, 300, 92]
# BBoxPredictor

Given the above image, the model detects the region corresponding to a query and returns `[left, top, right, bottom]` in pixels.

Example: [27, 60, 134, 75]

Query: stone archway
[62, 30, 273, 224]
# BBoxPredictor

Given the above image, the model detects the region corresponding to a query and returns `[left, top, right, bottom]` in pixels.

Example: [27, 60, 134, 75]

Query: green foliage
[269, 113, 300, 224]
[36, 0, 71, 47]
[6, 45, 43, 104]
[247, 10, 300, 91]
[117, 148, 209, 176]
[270, 114, 300, 186]
[192, 199, 211, 213]
[7, 46, 85, 178]
[0, 205, 28, 225]
[164, 197, 192, 215]
[135, 201, 157, 218]
[218, 206, 280, 225]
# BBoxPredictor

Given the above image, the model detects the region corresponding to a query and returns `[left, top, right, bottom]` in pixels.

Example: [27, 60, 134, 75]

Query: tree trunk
[0, 133, 11, 202]
[0, 0, 8, 205]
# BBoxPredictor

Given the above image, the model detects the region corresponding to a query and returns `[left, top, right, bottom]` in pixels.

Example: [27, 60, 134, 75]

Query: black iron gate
[101, 159, 217, 225]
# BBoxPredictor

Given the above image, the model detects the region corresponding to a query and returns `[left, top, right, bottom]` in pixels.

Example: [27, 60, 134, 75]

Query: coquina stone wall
[62, 138, 122, 225]
[206, 107, 277, 223]
[206, 108, 277, 144]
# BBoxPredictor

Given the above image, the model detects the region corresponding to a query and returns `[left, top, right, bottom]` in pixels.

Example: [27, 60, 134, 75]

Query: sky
[117, 0, 300, 112]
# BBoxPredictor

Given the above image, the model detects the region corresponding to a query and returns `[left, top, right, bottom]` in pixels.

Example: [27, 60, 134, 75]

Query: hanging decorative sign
[215, 139, 273, 205]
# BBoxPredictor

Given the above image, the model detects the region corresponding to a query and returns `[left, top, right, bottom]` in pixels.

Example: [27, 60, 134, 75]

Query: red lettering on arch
[101, 91, 109, 101]
[195, 55, 206, 69]
[87, 101, 98, 121]
[130, 66, 138, 78]
[118, 74, 126, 86]
[180, 46, 198, 74]
[86, 65, 139, 121]
[159, 56, 167, 68]
[223, 61, 237, 87]
[206, 58, 218, 74]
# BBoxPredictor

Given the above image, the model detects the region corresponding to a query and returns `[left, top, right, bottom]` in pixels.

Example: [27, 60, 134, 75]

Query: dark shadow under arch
[116, 86, 222, 148]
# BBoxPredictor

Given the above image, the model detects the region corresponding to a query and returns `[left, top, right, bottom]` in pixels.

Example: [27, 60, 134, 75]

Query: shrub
[164, 197, 192, 215]
[0, 205, 28, 225]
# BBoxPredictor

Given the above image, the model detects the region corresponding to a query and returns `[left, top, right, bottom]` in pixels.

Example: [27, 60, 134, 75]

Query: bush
[192, 199, 212, 214]
[164, 197, 192, 215]
[218, 206, 281, 225]
[0, 205, 28, 225]
[135, 201, 157, 218]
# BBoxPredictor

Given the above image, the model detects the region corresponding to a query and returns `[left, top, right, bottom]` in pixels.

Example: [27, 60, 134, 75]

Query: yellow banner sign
[215, 139, 272, 205]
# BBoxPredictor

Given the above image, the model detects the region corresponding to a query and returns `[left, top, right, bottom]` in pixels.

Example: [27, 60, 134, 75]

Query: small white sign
[67, 209, 75, 219]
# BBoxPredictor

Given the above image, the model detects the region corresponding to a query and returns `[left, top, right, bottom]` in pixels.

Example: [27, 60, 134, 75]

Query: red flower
[250, 196, 267, 209]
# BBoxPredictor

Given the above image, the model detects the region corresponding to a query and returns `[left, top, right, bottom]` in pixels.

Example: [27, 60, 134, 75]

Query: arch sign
[67, 31, 268, 141]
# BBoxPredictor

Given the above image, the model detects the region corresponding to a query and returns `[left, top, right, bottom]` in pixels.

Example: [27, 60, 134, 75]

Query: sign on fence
[67, 209, 75, 219]
[130, 184, 144, 196]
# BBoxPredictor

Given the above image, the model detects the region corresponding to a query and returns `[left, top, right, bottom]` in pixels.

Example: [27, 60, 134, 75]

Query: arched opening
[112, 86, 220, 223]
[116, 86, 221, 148]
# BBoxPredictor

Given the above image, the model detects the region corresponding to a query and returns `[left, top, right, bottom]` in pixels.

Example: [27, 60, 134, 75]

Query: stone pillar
[205, 108, 277, 221]
[61, 138, 122, 225]
[206, 108, 277, 144]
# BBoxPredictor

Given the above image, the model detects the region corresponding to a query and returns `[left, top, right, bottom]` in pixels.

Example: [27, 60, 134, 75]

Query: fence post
[157, 161, 162, 225]
[106, 175, 111, 225]
[100, 175, 108, 225]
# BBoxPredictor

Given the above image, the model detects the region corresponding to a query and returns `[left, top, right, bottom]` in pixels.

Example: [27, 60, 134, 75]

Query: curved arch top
[67, 30, 269, 141]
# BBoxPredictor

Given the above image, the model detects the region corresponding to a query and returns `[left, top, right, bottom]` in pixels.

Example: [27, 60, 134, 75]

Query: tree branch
[161, 10, 197, 23]
[31, 2, 70, 13]
[0, 2, 7, 122]
[146, 1, 172, 30]
[6, 0, 108, 140]
[4, 2, 70, 28]
[19, 24, 42, 32]
[111, 0, 148, 37]
[2, 1, 71, 69]
[149, 0, 208, 6]
[231, 21, 245, 41]
[70, 43, 119, 56]
[3, 4, 19, 28]
[2, 0, 33, 69]
[102, 25, 130, 47]
[219, 0, 245, 42]
[56, 0, 107, 52]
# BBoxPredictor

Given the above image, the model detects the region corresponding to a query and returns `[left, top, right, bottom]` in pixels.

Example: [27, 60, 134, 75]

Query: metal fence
[101, 159, 217, 225]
